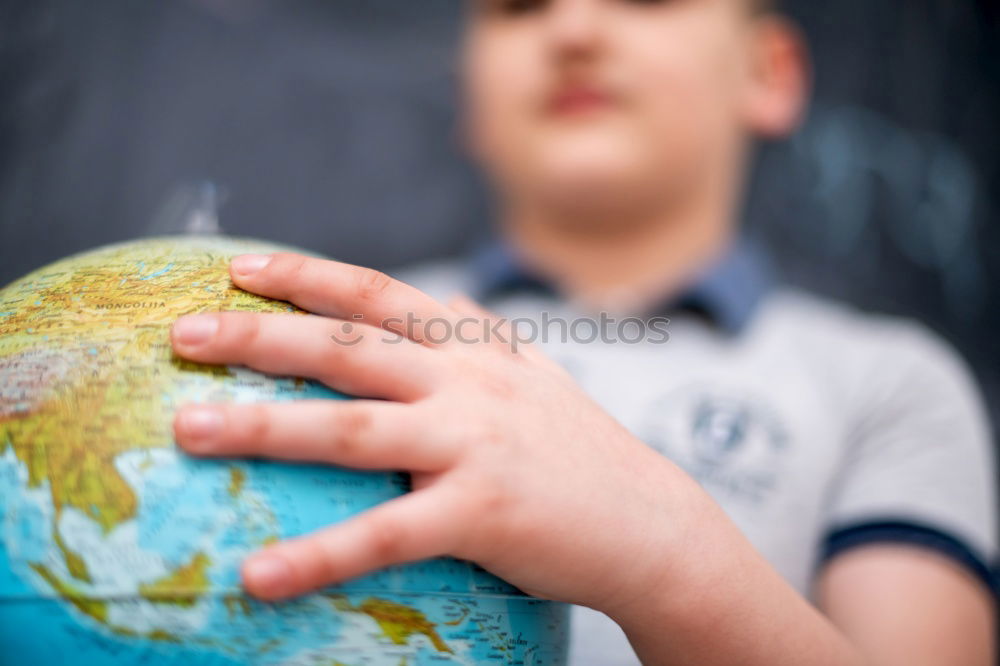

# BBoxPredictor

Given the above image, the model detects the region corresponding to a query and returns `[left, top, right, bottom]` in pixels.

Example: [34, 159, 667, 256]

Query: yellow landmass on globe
[0, 241, 297, 534]
[0, 238, 306, 623]
[327, 594, 452, 653]
[228, 466, 247, 499]
[28, 561, 185, 643]
[139, 551, 212, 607]
[29, 562, 108, 623]
[53, 526, 92, 582]
[224, 594, 252, 618]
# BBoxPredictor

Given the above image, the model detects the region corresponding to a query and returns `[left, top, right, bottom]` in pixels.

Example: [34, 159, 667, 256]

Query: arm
[817, 545, 995, 666]
[169, 252, 989, 665]
[809, 315, 998, 666]
[617, 532, 996, 665]
[607, 484, 868, 666]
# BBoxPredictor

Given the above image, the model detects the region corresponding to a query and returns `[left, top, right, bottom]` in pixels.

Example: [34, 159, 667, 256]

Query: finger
[174, 400, 457, 472]
[170, 311, 436, 401]
[241, 485, 466, 600]
[229, 253, 458, 346]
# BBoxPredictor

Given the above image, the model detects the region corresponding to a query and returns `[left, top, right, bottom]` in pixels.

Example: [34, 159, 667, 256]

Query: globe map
[0, 236, 569, 665]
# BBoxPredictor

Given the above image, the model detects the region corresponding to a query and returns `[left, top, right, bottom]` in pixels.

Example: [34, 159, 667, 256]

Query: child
[170, 0, 996, 662]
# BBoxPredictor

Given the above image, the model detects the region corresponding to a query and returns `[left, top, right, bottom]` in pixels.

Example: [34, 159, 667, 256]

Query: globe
[0, 236, 569, 665]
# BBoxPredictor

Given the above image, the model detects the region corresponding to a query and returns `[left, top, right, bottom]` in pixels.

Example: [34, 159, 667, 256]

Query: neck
[498, 189, 737, 314]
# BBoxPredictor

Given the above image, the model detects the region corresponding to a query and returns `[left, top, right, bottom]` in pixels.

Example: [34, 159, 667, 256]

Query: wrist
[598, 463, 865, 666]
[599, 458, 737, 629]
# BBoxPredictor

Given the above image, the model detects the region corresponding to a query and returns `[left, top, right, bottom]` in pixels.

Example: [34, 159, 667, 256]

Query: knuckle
[470, 474, 508, 515]
[449, 476, 509, 552]
[213, 311, 259, 351]
[280, 254, 313, 299]
[331, 405, 372, 457]
[448, 354, 516, 401]
[480, 487, 509, 523]
[480, 372, 516, 401]
[354, 269, 395, 305]
[242, 405, 272, 450]
[318, 333, 362, 381]
[298, 538, 336, 584]
[446, 352, 485, 383]
[444, 352, 474, 380]
[365, 515, 405, 563]
[476, 422, 505, 448]
[274, 252, 308, 279]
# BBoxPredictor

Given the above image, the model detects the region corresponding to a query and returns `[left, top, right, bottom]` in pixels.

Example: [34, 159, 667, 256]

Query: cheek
[628, 40, 743, 166]
[464, 37, 543, 155]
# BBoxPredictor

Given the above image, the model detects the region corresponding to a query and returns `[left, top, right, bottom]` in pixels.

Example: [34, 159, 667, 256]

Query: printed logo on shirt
[638, 385, 790, 505]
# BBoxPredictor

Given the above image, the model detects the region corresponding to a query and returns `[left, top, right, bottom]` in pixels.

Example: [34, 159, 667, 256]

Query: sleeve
[819, 321, 998, 596]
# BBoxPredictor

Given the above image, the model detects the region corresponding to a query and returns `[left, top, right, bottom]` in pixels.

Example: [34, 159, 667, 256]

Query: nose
[543, 0, 607, 62]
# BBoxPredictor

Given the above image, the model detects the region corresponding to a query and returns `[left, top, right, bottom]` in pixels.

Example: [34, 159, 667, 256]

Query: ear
[740, 16, 811, 138]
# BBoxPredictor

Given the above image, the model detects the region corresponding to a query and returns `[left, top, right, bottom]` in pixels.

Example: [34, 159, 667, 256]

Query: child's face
[461, 0, 801, 218]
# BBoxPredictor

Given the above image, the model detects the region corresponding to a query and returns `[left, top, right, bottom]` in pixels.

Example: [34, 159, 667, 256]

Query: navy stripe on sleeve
[820, 520, 998, 599]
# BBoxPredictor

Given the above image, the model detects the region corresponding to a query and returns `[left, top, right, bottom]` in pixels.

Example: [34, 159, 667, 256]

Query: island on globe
[0, 235, 569, 665]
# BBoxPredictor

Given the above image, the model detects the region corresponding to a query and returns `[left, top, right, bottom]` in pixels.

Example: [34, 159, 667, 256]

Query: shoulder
[752, 288, 993, 486]
[755, 288, 982, 399]
[770, 293, 999, 579]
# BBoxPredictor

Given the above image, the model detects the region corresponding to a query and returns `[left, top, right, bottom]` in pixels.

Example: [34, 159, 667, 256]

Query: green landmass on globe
[0, 235, 568, 665]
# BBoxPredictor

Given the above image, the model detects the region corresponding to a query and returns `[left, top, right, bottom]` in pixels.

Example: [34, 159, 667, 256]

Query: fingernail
[244, 555, 291, 596]
[232, 254, 271, 276]
[177, 406, 224, 440]
[173, 314, 218, 345]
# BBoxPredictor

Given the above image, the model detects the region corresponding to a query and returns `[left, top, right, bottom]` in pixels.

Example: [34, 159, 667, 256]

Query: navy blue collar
[466, 234, 774, 335]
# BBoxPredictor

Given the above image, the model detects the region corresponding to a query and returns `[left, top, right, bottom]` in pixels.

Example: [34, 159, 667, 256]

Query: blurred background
[1, 0, 998, 443]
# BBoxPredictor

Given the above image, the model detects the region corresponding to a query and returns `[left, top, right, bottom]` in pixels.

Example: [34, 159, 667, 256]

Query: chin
[535, 177, 656, 228]
[529, 147, 658, 220]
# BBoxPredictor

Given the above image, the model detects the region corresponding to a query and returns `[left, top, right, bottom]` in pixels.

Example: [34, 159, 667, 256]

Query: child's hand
[169, 252, 704, 622]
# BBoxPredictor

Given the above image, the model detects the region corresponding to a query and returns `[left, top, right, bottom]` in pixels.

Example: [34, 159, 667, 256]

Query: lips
[547, 83, 616, 116]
